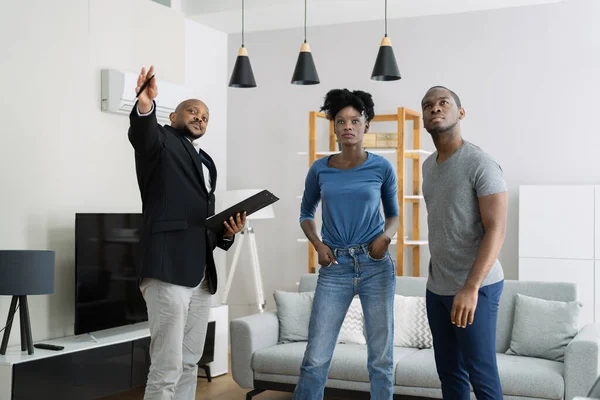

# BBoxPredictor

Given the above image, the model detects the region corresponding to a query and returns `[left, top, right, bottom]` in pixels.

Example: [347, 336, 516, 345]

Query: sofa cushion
[394, 295, 432, 349]
[252, 342, 419, 383]
[394, 349, 440, 389]
[337, 296, 366, 345]
[395, 349, 564, 400]
[495, 280, 577, 354]
[497, 353, 564, 399]
[505, 293, 581, 362]
[273, 290, 314, 343]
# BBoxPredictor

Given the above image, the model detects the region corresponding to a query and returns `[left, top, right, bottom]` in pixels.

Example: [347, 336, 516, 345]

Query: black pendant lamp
[229, 0, 256, 88]
[291, 0, 320, 85]
[371, 0, 401, 81]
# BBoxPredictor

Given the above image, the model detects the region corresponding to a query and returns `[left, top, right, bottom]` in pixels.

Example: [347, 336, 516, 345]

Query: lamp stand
[0, 295, 33, 355]
[221, 221, 266, 313]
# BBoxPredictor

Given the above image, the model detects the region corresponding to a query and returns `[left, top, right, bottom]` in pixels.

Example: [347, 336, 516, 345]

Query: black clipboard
[205, 189, 279, 235]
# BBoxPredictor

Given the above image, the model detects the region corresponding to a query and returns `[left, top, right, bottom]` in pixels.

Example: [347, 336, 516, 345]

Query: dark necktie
[198, 153, 211, 170]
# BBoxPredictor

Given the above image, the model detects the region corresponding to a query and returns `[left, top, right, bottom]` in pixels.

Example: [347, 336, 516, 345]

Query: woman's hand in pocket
[368, 235, 391, 259]
[316, 243, 337, 266]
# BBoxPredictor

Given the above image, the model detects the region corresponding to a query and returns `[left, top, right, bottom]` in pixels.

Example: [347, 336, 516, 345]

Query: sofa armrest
[230, 311, 279, 389]
[565, 323, 600, 400]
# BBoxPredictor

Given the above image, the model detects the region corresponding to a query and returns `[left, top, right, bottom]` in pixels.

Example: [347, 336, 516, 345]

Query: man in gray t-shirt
[423, 141, 506, 295]
[421, 86, 508, 400]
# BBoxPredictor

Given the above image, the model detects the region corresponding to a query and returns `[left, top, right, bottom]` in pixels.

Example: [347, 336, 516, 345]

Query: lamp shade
[0, 250, 55, 295]
[221, 189, 275, 220]
[370, 36, 401, 81]
[291, 42, 320, 85]
[229, 46, 257, 88]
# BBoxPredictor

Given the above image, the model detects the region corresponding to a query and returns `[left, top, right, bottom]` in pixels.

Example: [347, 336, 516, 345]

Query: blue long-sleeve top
[299, 152, 399, 249]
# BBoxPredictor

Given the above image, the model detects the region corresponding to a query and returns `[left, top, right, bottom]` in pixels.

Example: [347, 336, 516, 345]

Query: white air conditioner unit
[101, 68, 193, 122]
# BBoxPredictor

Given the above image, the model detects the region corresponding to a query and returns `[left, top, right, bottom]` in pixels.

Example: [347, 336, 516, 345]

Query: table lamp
[219, 189, 275, 312]
[0, 250, 55, 355]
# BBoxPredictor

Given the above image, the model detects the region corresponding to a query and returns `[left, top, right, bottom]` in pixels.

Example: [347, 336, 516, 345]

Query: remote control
[34, 343, 64, 351]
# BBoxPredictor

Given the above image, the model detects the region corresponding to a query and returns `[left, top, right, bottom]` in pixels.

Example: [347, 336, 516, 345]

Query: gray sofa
[231, 274, 600, 400]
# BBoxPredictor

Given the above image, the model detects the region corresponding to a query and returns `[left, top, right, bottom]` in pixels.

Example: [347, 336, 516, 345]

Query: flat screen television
[75, 213, 147, 335]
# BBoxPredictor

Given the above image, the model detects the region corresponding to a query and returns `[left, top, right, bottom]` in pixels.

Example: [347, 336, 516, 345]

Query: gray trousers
[140, 275, 211, 400]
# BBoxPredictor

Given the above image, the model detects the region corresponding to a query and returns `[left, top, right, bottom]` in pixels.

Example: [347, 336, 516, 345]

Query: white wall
[184, 19, 230, 305]
[0, 0, 227, 346]
[225, 0, 600, 319]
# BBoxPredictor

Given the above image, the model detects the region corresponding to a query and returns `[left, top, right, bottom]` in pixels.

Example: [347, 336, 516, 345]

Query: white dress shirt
[188, 137, 211, 193]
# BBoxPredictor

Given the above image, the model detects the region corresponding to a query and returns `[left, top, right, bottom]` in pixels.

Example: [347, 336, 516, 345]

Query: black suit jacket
[128, 101, 234, 293]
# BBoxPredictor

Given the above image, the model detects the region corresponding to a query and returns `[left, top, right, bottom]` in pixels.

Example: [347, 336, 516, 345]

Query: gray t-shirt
[422, 141, 507, 295]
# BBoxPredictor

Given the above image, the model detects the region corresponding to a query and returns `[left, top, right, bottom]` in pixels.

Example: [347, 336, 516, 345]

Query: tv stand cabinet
[0, 305, 228, 400]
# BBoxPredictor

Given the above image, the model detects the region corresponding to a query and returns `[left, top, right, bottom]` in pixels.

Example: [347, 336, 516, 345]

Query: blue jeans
[426, 280, 504, 400]
[293, 243, 396, 400]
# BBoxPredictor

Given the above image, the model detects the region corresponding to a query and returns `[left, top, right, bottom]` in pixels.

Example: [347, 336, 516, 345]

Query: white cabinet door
[0, 365, 10, 400]
[207, 305, 229, 377]
[519, 185, 594, 260]
[519, 257, 594, 326]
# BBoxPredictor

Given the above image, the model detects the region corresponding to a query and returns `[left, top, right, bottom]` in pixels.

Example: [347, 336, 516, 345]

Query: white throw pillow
[337, 296, 366, 345]
[394, 294, 433, 349]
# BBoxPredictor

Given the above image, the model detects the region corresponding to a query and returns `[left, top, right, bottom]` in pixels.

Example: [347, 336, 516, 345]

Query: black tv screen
[75, 213, 147, 335]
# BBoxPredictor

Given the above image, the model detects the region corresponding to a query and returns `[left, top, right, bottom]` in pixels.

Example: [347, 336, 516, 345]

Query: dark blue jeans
[426, 280, 504, 400]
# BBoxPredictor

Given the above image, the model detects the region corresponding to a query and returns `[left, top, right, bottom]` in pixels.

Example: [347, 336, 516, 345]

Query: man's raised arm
[128, 65, 163, 158]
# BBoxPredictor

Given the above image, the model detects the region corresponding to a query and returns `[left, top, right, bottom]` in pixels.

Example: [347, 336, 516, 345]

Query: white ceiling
[184, 0, 563, 34]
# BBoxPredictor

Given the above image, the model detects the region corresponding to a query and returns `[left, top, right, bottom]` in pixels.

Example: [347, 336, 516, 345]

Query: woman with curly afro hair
[295, 88, 399, 400]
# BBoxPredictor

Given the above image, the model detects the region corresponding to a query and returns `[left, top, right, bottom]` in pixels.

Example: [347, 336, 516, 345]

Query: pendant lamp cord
[384, 0, 388, 37]
[242, 0, 245, 47]
[304, 0, 307, 43]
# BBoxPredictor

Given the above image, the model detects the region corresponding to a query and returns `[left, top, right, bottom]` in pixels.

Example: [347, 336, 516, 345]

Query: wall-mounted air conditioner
[101, 68, 193, 122]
